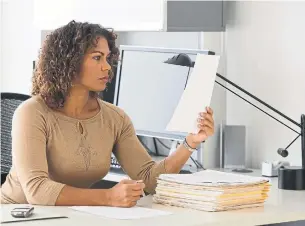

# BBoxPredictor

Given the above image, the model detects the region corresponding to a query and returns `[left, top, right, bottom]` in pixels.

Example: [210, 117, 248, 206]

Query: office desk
[2, 170, 305, 226]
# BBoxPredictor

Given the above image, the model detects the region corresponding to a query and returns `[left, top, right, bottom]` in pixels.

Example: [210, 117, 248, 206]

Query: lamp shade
[164, 53, 194, 67]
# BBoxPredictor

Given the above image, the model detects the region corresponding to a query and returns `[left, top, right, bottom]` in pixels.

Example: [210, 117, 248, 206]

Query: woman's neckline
[37, 95, 103, 123]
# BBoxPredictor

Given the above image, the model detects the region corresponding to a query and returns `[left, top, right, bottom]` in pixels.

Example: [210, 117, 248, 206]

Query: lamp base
[278, 166, 305, 190]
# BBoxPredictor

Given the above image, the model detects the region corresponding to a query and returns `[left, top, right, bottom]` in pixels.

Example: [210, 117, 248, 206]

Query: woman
[1, 21, 215, 207]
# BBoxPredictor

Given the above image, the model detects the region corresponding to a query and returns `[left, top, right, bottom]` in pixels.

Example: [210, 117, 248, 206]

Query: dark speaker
[220, 124, 247, 169]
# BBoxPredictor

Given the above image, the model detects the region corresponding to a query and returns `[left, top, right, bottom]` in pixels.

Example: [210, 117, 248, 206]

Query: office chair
[1, 92, 31, 185]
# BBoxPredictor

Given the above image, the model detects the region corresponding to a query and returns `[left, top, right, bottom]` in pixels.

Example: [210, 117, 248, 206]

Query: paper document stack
[153, 170, 270, 212]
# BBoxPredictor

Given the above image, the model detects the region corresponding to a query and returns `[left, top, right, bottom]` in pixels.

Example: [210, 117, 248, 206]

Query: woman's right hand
[107, 179, 145, 207]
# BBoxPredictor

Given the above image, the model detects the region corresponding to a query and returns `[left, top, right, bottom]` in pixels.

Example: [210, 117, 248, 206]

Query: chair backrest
[1, 92, 31, 184]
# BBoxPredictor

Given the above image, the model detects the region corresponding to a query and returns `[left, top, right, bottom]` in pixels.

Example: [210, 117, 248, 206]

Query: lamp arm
[216, 73, 301, 129]
[215, 73, 304, 169]
[215, 73, 305, 169]
[301, 115, 305, 169]
[215, 80, 301, 135]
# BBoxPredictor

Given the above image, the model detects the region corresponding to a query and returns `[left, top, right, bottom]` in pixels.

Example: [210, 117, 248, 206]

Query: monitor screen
[113, 46, 214, 141]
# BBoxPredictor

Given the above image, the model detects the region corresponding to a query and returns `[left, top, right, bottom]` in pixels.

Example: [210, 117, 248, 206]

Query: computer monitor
[113, 45, 214, 141]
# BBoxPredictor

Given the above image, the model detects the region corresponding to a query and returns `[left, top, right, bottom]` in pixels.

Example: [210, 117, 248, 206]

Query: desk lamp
[164, 53, 305, 190]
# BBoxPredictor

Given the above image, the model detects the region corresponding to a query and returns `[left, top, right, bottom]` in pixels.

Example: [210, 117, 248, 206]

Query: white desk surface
[2, 169, 305, 226]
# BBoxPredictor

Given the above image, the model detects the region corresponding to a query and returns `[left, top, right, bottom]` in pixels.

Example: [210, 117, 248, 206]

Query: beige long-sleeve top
[1, 96, 167, 205]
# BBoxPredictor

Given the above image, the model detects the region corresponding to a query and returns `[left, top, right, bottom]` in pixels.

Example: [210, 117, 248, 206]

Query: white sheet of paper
[166, 54, 220, 134]
[70, 206, 172, 220]
[158, 170, 269, 186]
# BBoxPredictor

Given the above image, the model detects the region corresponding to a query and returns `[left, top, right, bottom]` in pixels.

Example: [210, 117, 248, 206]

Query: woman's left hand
[186, 107, 215, 148]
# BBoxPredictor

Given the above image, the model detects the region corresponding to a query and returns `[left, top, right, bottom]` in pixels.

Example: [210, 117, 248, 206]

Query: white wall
[225, 1, 305, 168]
[1, 0, 41, 94]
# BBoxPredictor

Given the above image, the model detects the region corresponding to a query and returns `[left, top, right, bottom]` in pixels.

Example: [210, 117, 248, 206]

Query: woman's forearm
[55, 185, 110, 206]
[164, 137, 200, 173]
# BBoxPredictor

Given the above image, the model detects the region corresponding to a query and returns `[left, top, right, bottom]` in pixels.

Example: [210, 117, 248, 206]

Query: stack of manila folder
[153, 170, 270, 212]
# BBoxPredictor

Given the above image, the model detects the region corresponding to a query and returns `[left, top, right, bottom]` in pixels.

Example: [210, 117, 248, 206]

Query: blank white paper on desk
[166, 54, 220, 134]
[70, 206, 172, 220]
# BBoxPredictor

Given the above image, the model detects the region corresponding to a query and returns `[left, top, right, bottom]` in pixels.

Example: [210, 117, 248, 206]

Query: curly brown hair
[32, 20, 119, 109]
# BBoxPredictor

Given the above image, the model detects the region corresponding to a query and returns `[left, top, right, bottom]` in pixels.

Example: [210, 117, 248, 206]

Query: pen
[136, 180, 145, 197]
